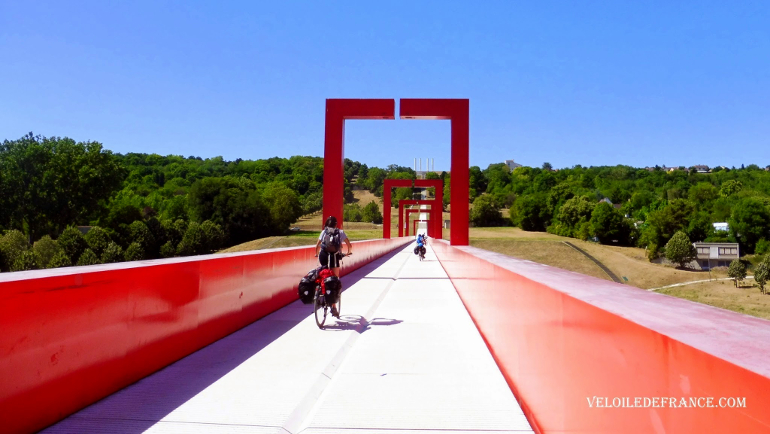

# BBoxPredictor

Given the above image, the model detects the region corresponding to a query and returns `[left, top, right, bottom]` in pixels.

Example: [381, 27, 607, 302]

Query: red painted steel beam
[398, 199, 439, 238]
[405, 208, 430, 237]
[431, 240, 770, 433]
[324, 99, 395, 230]
[400, 99, 468, 245]
[383, 179, 414, 239]
[0, 238, 411, 434]
[413, 179, 443, 240]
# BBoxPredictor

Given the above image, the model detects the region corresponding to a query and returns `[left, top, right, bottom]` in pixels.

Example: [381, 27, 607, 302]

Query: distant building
[504, 159, 522, 171]
[600, 198, 613, 205]
[693, 242, 739, 269]
[713, 222, 729, 232]
[691, 165, 710, 173]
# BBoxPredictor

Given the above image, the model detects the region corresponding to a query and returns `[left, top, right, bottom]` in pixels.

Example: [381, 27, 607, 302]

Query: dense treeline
[0, 134, 383, 272]
[470, 163, 770, 258]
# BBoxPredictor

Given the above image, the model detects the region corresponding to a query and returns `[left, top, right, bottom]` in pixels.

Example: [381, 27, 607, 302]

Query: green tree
[729, 198, 770, 253]
[361, 201, 383, 224]
[129, 220, 156, 257]
[512, 194, 550, 231]
[719, 180, 743, 197]
[727, 259, 747, 287]
[665, 231, 697, 268]
[262, 183, 303, 233]
[0, 134, 125, 239]
[558, 196, 596, 229]
[688, 182, 719, 203]
[57, 227, 88, 266]
[754, 256, 770, 295]
[84, 226, 112, 257]
[177, 222, 204, 256]
[101, 242, 124, 263]
[76, 249, 100, 266]
[124, 242, 144, 261]
[590, 202, 625, 244]
[471, 195, 505, 227]
[200, 220, 224, 253]
[32, 235, 62, 269]
[756, 239, 770, 256]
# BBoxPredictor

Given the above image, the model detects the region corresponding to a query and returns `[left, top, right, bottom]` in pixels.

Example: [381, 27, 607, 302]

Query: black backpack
[321, 228, 341, 253]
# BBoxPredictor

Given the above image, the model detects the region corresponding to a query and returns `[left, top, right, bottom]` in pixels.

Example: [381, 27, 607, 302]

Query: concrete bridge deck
[43, 244, 534, 434]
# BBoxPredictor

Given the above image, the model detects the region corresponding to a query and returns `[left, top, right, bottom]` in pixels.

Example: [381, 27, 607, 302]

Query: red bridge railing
[432, 240, 770, 434]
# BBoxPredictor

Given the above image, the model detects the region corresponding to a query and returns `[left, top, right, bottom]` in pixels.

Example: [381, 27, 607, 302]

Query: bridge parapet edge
[431, 239, 770, 434]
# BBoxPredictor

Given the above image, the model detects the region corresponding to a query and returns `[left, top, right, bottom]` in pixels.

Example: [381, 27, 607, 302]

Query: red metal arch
[383, 179, 413, 239]
[322, 98, 469, 245]
[398, 199, 439, 238]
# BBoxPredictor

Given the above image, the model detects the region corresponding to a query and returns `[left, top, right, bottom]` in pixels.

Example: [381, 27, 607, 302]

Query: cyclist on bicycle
[315, 216, 352, 277]
[315, 216, 351, 317]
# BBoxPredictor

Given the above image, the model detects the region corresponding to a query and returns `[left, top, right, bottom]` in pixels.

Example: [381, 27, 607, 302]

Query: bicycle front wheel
[314, 290, 327, 329]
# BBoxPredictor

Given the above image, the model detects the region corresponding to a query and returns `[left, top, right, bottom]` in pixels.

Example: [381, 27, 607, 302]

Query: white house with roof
[504, 159, 522, 171]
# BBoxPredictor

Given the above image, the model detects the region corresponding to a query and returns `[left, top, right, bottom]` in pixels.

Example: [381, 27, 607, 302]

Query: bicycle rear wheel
[314, 289, 327, 329]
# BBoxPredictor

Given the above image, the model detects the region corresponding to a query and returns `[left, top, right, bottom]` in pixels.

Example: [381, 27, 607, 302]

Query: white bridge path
[44, 243, 534, 434]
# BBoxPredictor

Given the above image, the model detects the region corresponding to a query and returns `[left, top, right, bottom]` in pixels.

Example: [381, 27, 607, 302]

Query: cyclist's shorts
[319, 250, 341, 268]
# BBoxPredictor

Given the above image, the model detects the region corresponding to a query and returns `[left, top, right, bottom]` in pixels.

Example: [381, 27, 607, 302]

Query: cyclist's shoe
[331, 305, 339, 318]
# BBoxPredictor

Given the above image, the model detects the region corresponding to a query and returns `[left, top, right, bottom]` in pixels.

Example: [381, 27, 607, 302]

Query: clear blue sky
[1, 1, 768, 170]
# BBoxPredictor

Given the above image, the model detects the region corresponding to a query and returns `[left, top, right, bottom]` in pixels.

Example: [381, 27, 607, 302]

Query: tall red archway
[398, 199, 439, 238]
[322, 99, 395, 230]
[383, 179, 413, 239]
[400, 99, 469, 245]
[323, 98, 469, 245]
[405, 208, 430, 237]
[414, 179, 443, 240]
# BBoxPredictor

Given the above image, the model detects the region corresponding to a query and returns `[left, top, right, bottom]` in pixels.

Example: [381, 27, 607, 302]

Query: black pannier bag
[298, 277, 316, 304]
[305, 266, 323, 282]
[420, 246, 426, 255]
[323, 275, 341, 305]
[413, 246, 419, 255]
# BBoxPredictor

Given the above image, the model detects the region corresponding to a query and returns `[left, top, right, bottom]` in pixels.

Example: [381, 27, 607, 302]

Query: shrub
[32, 235, 62, 269]
[0, 230, 31, 271]
[754, 256, 770, 295]
[124, 242, 145, 262]
[665, 231, 697, 268]
[471, 195, 505, 227]
[76, 249, 100, 266]
[159, 241, 176, 258]
[343, 204, 363, 222]
[57, 227, 88, 265]
[200, 220, 224, 253]
[47, 251, 72, 269]
[101, 242, 124, 263]
[11, 250, 41, 271]
[728, 259, 747, 287]
[84, 226, 112, 257]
